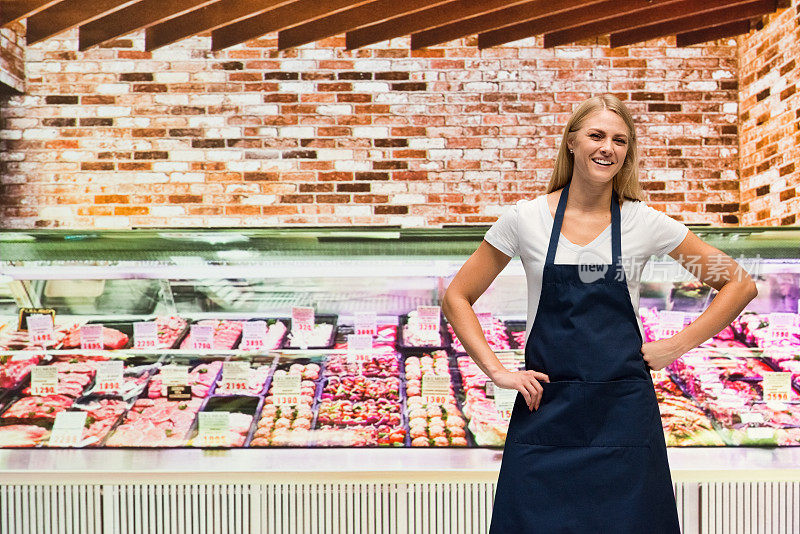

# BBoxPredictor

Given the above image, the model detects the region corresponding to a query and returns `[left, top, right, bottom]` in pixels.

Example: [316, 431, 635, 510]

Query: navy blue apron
[489, 180, 681, 533]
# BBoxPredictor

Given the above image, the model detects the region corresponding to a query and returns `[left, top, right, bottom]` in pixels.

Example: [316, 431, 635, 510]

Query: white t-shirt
[484, 194, 690, 346]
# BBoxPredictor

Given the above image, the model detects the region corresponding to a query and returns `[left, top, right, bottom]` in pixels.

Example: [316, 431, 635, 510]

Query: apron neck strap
[545, 180, 622, 269]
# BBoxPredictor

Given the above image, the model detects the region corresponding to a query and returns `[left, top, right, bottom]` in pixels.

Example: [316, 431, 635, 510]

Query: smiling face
[567, 108, 630, 186]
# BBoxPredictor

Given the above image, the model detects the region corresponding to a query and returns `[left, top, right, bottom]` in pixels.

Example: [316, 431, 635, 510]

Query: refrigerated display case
[0, 226, 799, 533]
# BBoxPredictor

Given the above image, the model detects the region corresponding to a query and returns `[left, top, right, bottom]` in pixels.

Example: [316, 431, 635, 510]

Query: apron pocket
[508, 381, 587, 446]
[582, 379, 656, 447]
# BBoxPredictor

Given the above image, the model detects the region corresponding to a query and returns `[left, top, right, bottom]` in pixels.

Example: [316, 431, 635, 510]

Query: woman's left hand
[640, 338, 684, 371]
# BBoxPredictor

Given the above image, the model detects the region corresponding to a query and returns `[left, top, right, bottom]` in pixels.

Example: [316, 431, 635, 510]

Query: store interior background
[0, 0, 796, 231]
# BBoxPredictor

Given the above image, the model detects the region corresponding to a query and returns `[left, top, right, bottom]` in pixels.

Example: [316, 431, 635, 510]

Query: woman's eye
[615, 138, 627, 145]
[589, 133, 601, 139]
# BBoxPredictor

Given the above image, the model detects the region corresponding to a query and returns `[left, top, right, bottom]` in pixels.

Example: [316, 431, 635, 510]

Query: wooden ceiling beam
[277, 0, 452, 51]
[144, 0, 296, 51]
[26, 0, 141, 44]
[0, 0, 63, 26]
[79, 0, 221, 50]
[210, 0, 372, 51]
[345, 0, 533, 50]
[413, 0, 616, 49]
[676, 19, 752, 47]
[544, 0, 758, 48]
[611, 0, 776, 47]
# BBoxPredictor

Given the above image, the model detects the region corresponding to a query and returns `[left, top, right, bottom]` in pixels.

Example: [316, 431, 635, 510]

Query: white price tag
[651, 369, 668, 383]
[422, 374, 450, 405]
[292, 307, 315, 333]
[493, 386, 517, 420]
[768, 313, 797, 340]
[476, 312, 494, 334]
[218, 362, 250, 392]
[31, 366, 58, 396]
[27, 314, 54, 347]
[354, 312, 377, 336]
[740, 412, 765, 424]
[161, 365, 189, 387]
[657, 311, 685, 339]
[133, 322, 159, 349]
[240, 321, 267, 350]
[197, 411, 229, 447]
[347, 334, 374, 363]
[746, 426, 775, 441]
[272, 375, 301, 406]
[80, 324, 104, 351]
[417, 306, 441, 332]
[95, 360, 124, 393]
[49, 411, 87, 447]
[189, 325, 214, 350]
[761, 372, 792, 402]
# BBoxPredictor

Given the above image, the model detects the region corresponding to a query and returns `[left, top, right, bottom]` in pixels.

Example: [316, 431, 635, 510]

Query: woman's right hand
[491, 369, 550, 411]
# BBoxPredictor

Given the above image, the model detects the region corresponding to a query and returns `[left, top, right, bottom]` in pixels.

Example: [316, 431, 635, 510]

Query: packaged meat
[105, 397, 204, 447]
[147, 360, 223, 399]
[0, 354, 44, 390]
[407, 397, 467, 447]
[398, 311, 446, 350]
[179, 320, 245, 350]
[61, 325, 130, 350]
[448, 318, 510, 353]
[0, 424, 49, 447]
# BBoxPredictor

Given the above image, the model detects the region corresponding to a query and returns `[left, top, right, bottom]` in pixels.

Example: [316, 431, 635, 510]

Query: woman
[442, 94, 757, 533]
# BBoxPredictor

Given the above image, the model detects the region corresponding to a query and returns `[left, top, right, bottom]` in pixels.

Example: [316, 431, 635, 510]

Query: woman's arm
[442, 241, 549, 411]
[641, 230, 758, 370]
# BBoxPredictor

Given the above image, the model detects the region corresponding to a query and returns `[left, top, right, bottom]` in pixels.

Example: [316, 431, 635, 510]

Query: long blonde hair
[546, 95, 644, 202]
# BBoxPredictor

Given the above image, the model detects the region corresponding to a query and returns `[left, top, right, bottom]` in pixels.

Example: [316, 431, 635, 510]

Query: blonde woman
[443, 94, 756, 533]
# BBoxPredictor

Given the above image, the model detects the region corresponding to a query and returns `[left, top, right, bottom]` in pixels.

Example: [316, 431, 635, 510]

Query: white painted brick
[396, 216, 426, 227]
[6, 118, 37, 129]
[151, 206, 186, 216]
[227, 161, 261, 172]
[245, 149, 281, 159]
[155, 94, 190, 105]
[464, 149, 499, 160]
[42, 62, 62, 72]
[227, 93, 263, 106]
[419, 162, 443, 171]
[206, 216, 240, 226]
[351, 59, 391, 70]
[96, 106, 132, 117]
[256, 128, 279, 137]
[686, 81, 718, 91]
[116, 117, 152, 128]
[153, 48, 192, 61]
[299, 49, 334, 59]
[463, 82, 497, 92]
[316, 104, 352, 115]
[353, 126, 389, 138]
[153, 162, 189, 172]
[335, 205, 371, 216]
[555, 48, 592, 59]
[241, 105, 280, 115]
[316, 149, 353, 160]
[241, 195, 277, 205]
[648, 169, 684, 181]
[168, 150, 204, 161]
[391, 194, 426, 204]
[59, 150, 91, 161]
[712, 69, 735, 80]
[279, 126, 314, 137]
[280, 60, 316, 71]
[154, 72, 190, 83]
[351, 81, 391, 92]
[428, 149, 463, 160]
[409, 138, 445, 149]
[22, 128, 58, 140]
[278, 81, 315, 93]
[465, 171, 501, 181]
[334, 160, 371, 171]
[168, 217, 206, 226]
[0, 130, 22, 140]
[206, 150, 242, 161]
[191, 71, 226, 82]
[190, 95, 225, 106]
[134, 173, 168, 184]
[205, 127, 242, 137]
[96, 83, 129, 94]
[38, 206, 74, 218]
[374, 93, 410, 104]
[97, 61, 135, 72]
[723, 102, 738, 113]
[94, 216, 130, 228]
[188, 116, 226, 127]
[169, 172, 205, 182]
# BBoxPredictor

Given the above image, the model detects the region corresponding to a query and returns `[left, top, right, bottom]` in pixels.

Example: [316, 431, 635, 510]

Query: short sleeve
[638, 203, 689, 256]
[484, 201, 520, 258]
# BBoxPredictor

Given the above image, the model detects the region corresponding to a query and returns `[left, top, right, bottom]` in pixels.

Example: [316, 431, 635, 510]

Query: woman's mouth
[592, 158, 614, 167]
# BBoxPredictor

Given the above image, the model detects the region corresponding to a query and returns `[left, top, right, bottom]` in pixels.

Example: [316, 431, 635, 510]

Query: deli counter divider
[0, 227, 799, 534]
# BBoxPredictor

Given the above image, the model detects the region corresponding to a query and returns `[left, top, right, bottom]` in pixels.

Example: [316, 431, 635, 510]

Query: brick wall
[0, 22, 25, 94]
[0, 30, 740, 228]
[738, 0, 799, 226]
